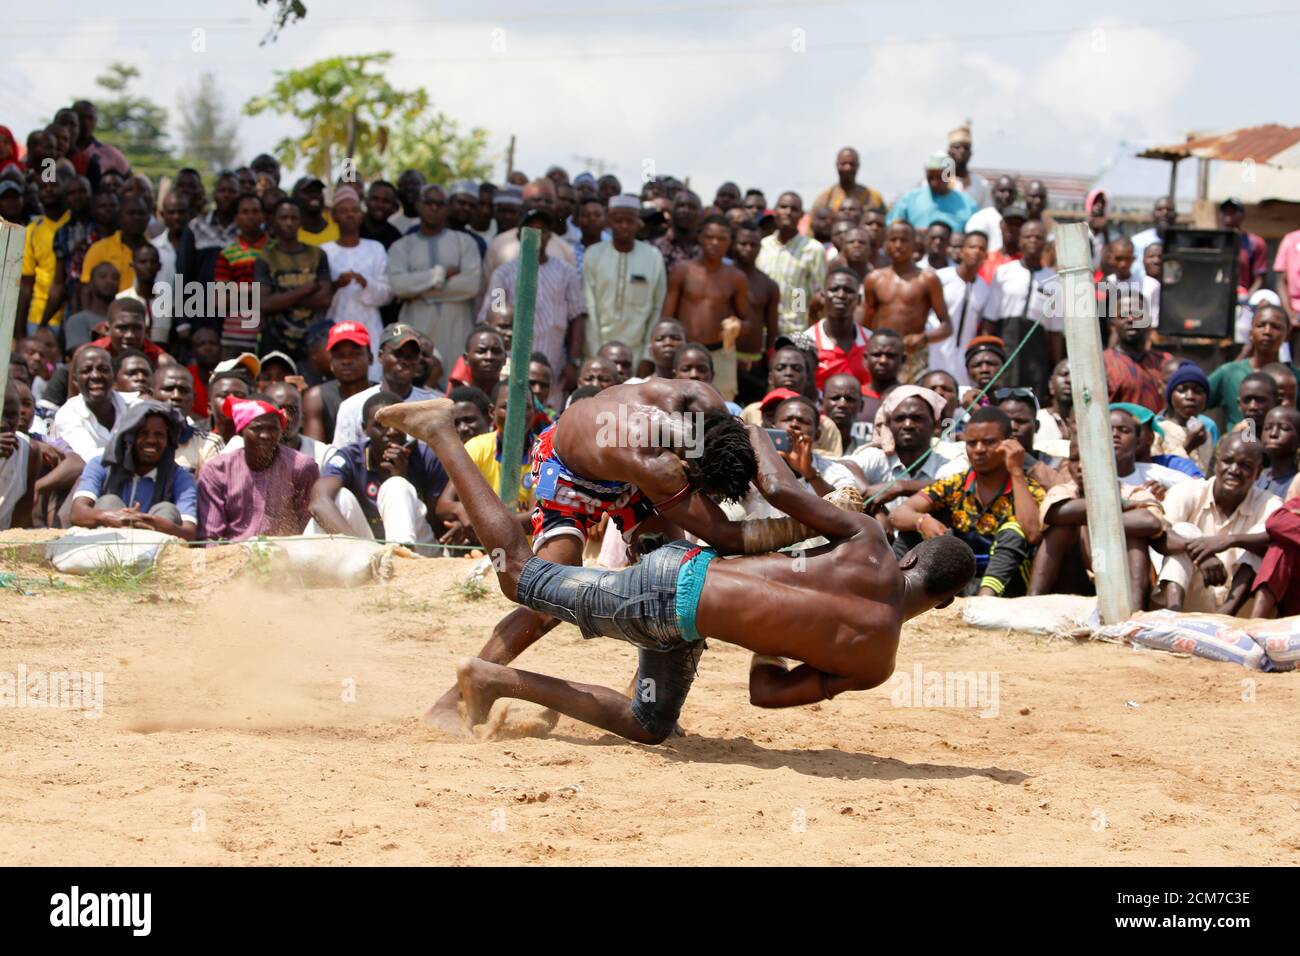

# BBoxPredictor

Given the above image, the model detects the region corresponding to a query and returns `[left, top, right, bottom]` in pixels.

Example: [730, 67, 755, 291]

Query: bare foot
[422, 698, 472, 737]
[376, 398, 454, 447]
[456, 657, 500, 727]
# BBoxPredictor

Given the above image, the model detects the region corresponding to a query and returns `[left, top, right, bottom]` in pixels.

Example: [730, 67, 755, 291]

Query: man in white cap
[946, 125, 992, 210]
[387, 183, 483, 380]
[492, 185, 524, 235]
[581, 194, 667, 363]
[446, 180, 488, 260]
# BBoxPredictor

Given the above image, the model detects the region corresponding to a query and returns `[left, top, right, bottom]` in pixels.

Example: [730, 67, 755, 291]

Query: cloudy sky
[4, 0, 1297, 204]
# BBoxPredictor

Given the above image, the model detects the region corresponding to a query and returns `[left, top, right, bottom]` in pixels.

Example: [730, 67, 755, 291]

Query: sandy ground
[1, 532, 1298, 867]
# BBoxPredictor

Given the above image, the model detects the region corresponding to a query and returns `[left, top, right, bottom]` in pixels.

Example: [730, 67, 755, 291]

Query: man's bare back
[664, 259, 750, 346]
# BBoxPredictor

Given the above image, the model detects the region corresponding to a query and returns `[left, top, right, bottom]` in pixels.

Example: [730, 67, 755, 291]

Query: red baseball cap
[759, 387, 801, 409]
[327, 321, 371, 351]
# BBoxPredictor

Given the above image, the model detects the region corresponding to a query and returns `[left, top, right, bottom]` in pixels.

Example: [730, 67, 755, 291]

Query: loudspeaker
[1158, 228, 1239, 337]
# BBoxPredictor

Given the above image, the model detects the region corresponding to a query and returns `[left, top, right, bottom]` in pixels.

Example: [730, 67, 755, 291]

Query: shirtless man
[730, 221, 781, 405]
[420, 376, 760, 733]
[379, 397, 974, 743]
[662, 215, 750, 348]
[864, 222, 951, 384]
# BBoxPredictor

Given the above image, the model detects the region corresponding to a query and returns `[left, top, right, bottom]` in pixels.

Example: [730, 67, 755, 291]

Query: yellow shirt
[21, 209, 70, 327]
[299, 213, 339, 247]
[80, 231, 136, 291]
[465, 430, 533, 511]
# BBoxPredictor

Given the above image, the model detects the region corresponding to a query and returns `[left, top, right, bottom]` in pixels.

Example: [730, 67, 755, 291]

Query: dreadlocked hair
[684, 410, 757, 504]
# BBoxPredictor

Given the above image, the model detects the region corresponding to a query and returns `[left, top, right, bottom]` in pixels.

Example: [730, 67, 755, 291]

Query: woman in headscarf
[69, 399, 197, 540]
[0, 126, 24, 177]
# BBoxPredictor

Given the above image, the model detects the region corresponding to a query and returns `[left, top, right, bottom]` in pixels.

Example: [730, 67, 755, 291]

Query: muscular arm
[41, 260, 66, 324]
[891, 491, 939, 534]
[731, 271, 752, 336]
[1046, 498, 1164, 537]
[746, 424, 864, 542]
[748, 655, 882, 708]
[861, 274, 879, 330]
[17, 276, 33, 330]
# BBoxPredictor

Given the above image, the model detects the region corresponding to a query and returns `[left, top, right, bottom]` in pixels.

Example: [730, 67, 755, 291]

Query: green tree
[243, 52, 492, 185]
[255, 0, 308, 44]
[90, 63, 174, 181]
[385, 112, 493, 185]
[177, 72, 240, 174]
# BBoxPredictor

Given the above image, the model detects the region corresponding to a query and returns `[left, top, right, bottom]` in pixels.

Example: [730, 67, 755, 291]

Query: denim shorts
[515, 539, 708, 740]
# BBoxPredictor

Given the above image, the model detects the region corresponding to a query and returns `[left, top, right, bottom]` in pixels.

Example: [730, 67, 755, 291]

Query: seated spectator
[1153, 434, 1278, 615]
[332, 324, 442, 448]
[51, 345, 128, 460]
[308, 391, 449, 546]
[302, 322, 376, 443]
[670, 344, 741, 414]
[766, 395, 859, 497]
[89, 297, 173, 367]
[1257, 406, 1300, 498]
[959, 335, 1005, 410]
[0, 382, 41, 530]
[1159, 361, 1218, 474]
[69, 401, 196, 541]
[448, 386, 493, 444]
[1029, 436, 1165, 607]
[224, 380, 334, 469]
[185, 326, 222, 415]
[196, 397, 319, 542]
[1251, 495, 1300, 618]
[1037, 359, 1073, 449]
[151, 364, 224, 472]
[115, 241, 167, 345]
[860, 329, 904, 424]
[843, 385, 951, 521]
[113, 347, 153, 396]
[203, 356, 258, 442]
[994, 386, 1066, 488]
[1233, 371, 1280, 442]
[1110, 404, 1199, 489]
[1262, 361, 1297, 410]
[578, 355, 619, 392]
[892, 406, 1045, 597]
[821, 373, 866, 455]
[255, 351, 298, 391]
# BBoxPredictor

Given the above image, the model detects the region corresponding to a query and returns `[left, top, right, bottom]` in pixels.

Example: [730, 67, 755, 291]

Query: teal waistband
[674, 547, 717, 642]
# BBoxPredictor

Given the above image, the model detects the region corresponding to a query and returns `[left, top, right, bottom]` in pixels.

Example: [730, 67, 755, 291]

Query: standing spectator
[481, 209, 587, 392]
[888, 153, 979, 232]
[301, 322, 375, 444]
[979, 220, 1061, 397]
[1209, 305, 1298, 430]
[963, 175, 1017, 254]
[256, 198, 335, 364]
[930, 231, 990, 386]
[44, 177, 102, 325]
[946, 125, 991, 209]
[1103, 288, 1172, 413]
[332, 325, 442, 448]
[322, 186, 392, 377]
[651, 190, 702, 276]
[293, 177, 337, 247]
[1131, 196, 1176, 263]
[812, 147, 884, 216]
[1219, 197, 1267, 296]
[18, 174, 69, 334]
[481, 178, 575, 286]
[388, 184, 483, 382]
[179, 171, 239, 288]
[212, 194, 267, 356]
[582, 195, 666, 362]
[390, 170, 425, 235]
[757, 191, 825, 337]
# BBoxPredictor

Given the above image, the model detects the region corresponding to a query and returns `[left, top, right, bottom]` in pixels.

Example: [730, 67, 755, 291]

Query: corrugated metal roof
[1138, 125, 1300, 165]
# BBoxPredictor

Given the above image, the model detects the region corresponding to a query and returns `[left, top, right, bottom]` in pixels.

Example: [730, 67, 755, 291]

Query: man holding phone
[307, 390, 449, 546]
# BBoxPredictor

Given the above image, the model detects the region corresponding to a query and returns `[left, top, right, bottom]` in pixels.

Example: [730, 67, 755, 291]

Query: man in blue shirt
[70, 400, 198, 540]
[887, 152, 980, 232]
[308, 391, 449, 545]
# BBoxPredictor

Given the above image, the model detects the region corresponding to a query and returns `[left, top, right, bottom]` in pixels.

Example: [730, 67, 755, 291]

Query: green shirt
[1208, 359, 1300, 429]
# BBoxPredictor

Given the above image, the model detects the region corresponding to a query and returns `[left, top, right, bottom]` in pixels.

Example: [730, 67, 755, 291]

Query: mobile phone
[764, 428, 791, 452]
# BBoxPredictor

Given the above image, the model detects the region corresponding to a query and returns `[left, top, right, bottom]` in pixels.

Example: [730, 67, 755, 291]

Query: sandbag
[962, 594, 1099, 635]
[1095, 610, 1278, 671]
[45, 527, 178, 574]
[243, 535, 407, 587]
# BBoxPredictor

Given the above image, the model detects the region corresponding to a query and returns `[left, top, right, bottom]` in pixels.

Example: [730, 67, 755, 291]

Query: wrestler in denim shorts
[515, 540, 708, 740]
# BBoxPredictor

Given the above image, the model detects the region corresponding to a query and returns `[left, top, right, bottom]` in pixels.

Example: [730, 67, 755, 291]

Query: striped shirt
[214, 234, 268, 352]
[481, 256, 586, 372]
[756, 232, 825, 337]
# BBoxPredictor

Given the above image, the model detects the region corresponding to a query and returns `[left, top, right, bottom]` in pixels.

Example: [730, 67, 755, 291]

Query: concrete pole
[1055, 222, 1133, 624]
